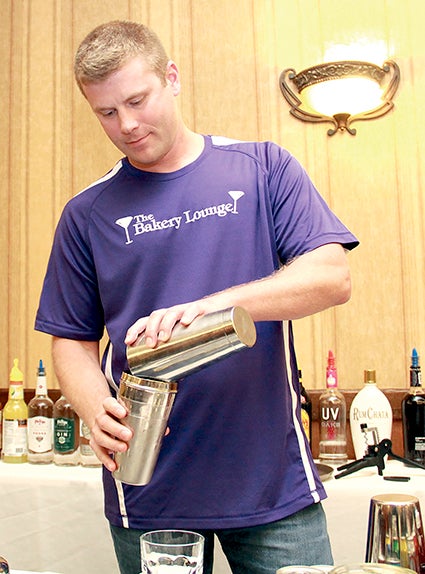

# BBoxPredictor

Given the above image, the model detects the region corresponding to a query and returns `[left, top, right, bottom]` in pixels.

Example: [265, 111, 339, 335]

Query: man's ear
[165, 60, 181, 96]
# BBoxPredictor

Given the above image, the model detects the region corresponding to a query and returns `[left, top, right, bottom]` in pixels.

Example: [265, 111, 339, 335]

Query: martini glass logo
[228, 190, 244, 213]
[115, 216, 134, 244]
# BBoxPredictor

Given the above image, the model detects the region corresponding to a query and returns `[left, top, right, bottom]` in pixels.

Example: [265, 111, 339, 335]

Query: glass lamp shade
[303, 77, 384, 117]
[279, 60, 400, 135]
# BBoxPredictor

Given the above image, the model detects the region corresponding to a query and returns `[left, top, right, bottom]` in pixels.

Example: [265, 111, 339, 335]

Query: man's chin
[127, 153, 164, 172]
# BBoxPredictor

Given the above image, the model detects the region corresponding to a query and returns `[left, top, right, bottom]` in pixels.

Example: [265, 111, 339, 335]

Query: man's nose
[119, 110, 138, 134]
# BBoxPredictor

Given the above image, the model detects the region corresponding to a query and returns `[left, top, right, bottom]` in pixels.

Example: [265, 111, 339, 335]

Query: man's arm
[126, 242, 352, 347]
[52, 242, 351, 467]
[52, 337, 132, 471]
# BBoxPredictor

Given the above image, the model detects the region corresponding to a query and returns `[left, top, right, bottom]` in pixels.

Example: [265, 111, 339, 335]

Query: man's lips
[126, 133, 150, 145]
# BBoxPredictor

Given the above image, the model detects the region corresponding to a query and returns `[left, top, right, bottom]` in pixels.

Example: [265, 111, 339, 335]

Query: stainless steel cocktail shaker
[112, 373, 177, 486]
[113, 306, 256, 485]
[126, 306, 256, 381]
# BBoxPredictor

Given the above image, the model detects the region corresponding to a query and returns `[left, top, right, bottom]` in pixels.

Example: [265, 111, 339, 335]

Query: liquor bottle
[79, 420, 101, 467]
[350, 369, 392, 460]
[2, 359, 28, 463]
[298, 369, 312, 445]
[53, 395, 79, 466]
[319, 350, 347, 463]
[0, 393, 2, 457]
[27, 359, 54, 464]
[402, 348, 425, 463]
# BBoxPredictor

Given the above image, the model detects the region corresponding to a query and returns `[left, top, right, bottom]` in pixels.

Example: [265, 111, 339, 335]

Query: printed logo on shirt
[115, 190, 245, 245]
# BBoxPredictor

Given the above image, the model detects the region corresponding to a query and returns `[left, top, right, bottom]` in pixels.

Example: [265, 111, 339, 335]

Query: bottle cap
[38, 358, 45, 376]
[326, 350, 338, 388]
[364, 369, 376, 384]
[411, 348, 420, 368]
[9, 358, 23, 382]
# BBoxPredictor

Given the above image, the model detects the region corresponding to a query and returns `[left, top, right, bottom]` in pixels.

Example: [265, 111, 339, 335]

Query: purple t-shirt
[35, 136, 358, 529]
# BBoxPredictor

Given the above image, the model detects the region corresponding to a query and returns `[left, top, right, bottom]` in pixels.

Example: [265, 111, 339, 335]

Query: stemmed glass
[115, 216, 134, 245]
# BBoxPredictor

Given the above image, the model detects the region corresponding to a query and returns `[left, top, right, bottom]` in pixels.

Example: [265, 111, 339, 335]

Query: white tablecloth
[1, 459, 424, 573]
[213, 460, 425, 573]
[322, 459, 425, 566]
[0, 462, 119, 574]
[0, 462, 230, 574]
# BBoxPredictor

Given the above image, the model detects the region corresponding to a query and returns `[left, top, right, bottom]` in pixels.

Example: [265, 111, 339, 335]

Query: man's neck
[129, 129, 205, 174]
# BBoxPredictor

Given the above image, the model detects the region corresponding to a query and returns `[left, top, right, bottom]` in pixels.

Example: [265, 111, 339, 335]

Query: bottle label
[2, 419, 28, 456]
[79, 421, 95, 456]
[320, 406, 344, 443]
[321, 406, 340, 422]
[301, 409, 310, 443]
[28, 416, 53, 453]
[9, 384, 24, 400]
[415, 437, 425, 451]
[351, 406, 391, 421]
[35, 376, 48, 396]
[54, 417, 76, 453]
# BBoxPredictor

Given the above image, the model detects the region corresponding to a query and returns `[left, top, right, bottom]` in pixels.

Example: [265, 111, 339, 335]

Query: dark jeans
[110, 503, 333, 574]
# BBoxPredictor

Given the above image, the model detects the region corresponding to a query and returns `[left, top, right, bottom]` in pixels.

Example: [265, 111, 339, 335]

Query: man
[35, 20, 358, 574]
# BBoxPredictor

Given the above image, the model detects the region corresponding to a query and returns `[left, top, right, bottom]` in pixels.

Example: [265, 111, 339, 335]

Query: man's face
[82, 56, 182, 172]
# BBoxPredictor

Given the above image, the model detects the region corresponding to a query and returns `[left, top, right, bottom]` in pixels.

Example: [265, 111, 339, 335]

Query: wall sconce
[279, 60, 400, 136]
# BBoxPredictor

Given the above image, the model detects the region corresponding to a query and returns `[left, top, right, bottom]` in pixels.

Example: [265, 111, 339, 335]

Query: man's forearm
[203, 242, 351, 322]
[126, 243, 352, 347]
[52, 337, 111, 428]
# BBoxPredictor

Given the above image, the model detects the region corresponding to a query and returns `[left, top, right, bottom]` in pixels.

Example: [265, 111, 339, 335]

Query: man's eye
[100, 110, 115, 117]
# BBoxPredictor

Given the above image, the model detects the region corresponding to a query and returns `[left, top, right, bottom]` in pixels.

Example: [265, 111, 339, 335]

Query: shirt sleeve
[265, 143, 359, 264]
[35, 199, 105, 341]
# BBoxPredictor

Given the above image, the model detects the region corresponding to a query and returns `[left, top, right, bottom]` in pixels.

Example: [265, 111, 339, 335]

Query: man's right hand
[89, 396, 133, 472]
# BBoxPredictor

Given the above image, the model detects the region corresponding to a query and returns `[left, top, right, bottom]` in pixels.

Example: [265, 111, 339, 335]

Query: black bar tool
[335, 437, 425, 479]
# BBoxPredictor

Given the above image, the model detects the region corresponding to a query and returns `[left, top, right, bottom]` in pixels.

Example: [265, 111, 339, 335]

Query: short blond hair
[74, 20, 169, 93]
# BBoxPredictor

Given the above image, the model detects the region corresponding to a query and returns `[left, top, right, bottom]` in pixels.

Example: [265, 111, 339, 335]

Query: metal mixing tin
[126, 306, 256, 381]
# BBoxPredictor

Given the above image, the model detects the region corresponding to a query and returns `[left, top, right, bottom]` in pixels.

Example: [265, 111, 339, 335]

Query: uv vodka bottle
[319, 350, 347, 463]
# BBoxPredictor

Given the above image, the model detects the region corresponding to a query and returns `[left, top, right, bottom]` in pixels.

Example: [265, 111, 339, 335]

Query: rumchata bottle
[350, 369, 392, 460]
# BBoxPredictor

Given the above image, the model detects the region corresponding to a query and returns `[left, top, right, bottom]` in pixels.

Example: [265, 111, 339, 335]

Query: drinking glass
[140, 529, 204, 573]
[276, 567, 326, 574]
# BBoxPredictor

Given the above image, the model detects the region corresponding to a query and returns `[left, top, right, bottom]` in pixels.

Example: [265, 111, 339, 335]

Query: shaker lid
[227, 306, 256, 348]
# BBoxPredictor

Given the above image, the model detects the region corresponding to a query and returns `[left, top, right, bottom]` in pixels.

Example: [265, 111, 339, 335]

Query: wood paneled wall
[2, 0, 425, 391]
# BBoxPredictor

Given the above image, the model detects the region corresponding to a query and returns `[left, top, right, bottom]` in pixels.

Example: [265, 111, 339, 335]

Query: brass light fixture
[279, 60, 400, 136]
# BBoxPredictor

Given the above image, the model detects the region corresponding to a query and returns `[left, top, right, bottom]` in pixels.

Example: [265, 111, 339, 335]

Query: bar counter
[1, 459, 424, 573]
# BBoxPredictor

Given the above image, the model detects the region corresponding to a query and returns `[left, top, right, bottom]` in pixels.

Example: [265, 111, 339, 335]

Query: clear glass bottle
[27, 359, 54, 464]
[319, 350, 347, 463]
[350, 369, 392, 460]
[402, 348, 425, 463]
[298, 369, 312, 445]
[79, 420, 101, 467]
[2, 359, 28, 463]
[53, 395, 79, 466]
